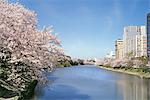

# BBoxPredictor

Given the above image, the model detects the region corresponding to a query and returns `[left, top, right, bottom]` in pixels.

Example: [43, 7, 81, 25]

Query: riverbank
[0, 79, 38, 100]
[97, 66, 150, 79]
[0, 96, 19, 100]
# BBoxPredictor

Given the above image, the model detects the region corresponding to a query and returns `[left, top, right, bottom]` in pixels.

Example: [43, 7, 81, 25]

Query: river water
[32, 65, 150, 100]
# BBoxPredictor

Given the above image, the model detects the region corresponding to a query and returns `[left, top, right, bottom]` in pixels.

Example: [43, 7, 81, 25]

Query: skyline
[10, 0, 150, 59]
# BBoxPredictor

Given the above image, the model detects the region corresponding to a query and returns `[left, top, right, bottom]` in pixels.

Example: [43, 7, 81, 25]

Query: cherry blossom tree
[0, 0, 63, 93]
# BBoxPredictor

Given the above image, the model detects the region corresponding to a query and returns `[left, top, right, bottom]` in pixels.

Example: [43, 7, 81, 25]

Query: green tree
[126, 51, 134, 59]
[137, 56, 148, 65]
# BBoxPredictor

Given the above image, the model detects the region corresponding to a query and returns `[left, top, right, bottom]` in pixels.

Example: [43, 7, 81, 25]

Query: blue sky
[11, 0, 150, 59]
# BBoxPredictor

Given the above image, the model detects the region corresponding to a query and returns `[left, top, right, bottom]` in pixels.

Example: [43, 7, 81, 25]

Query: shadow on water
[32, 65, 150, 100]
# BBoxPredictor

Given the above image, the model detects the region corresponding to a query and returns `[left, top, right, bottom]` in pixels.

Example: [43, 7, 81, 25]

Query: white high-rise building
[123, 26, 147, 58]
[135, 26, 147, 57]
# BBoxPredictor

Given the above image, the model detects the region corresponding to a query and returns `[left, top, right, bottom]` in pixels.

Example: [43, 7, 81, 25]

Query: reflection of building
[116, 76, 150, 100]
[123, 26, 147, 58]
[147, 13, 150, 58]
[115, 39, 123, 59]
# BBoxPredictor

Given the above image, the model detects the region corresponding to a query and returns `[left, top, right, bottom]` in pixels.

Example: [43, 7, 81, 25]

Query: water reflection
[32, 65, 150, 100]
[117, 76, 150, 100]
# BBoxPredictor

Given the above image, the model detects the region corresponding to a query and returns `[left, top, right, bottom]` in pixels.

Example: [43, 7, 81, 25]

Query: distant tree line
[57, 56, 84, 67]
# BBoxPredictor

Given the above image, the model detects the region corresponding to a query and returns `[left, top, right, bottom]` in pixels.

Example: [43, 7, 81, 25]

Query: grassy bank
[97, 66, 150, 79]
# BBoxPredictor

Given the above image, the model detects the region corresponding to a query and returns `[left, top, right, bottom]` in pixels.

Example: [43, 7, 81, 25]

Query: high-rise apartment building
[135, 26, 147, 57]
[123, 26, 147, 58]
[115, 39, 123, 59]
[147, 13, 150, 58]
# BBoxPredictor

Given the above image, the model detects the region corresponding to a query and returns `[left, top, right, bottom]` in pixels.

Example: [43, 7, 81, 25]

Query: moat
[32, 65, 150, 100]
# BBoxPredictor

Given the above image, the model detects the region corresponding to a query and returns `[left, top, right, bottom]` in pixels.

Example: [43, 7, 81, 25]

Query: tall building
[123, 26, 147, 58]
[115, 39, 123, 59]
[135, 26, 147, 57]
[147, 13, 150, 58]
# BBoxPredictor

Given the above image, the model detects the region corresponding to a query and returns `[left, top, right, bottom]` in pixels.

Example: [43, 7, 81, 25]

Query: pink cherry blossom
[0, 0, 63, 90]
